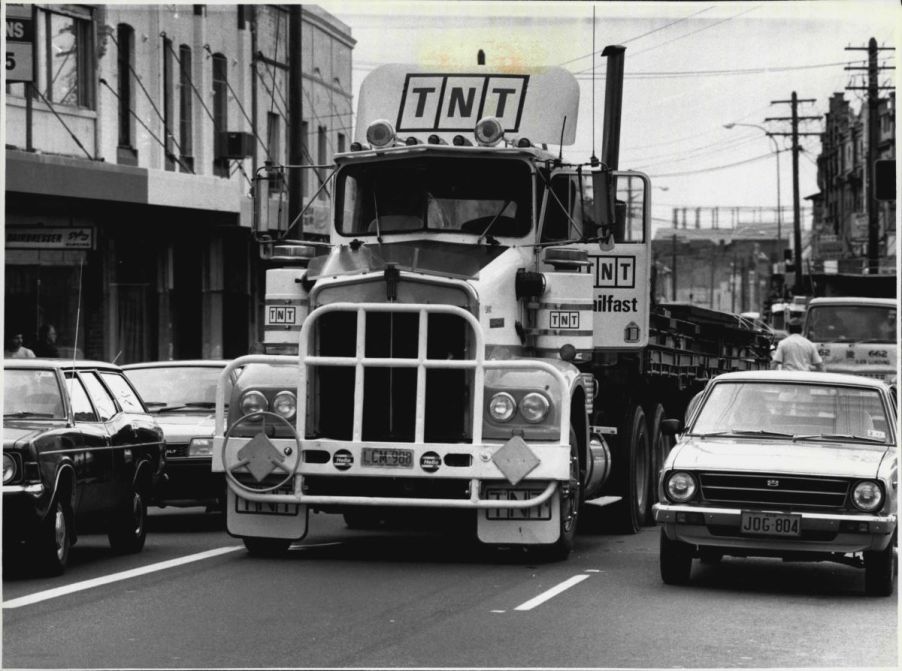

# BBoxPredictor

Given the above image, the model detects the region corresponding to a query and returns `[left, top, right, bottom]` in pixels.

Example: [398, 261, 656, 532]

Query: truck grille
[699, 472, 850, 509]
[312, 310, 472, 443]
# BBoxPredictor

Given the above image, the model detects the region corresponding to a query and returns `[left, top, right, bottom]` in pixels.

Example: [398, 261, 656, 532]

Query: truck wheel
[605, 405, 650, 534]
[343, 510, 384, 530]
[864, 539, 896, 597]
[645, 403, 673, 526]
[108, 487, 147, 554]
[536, 427, 581, 562]
[243, 537, 292, 557]
[660, 528, 693, 585]
[36, 498, 71, 575]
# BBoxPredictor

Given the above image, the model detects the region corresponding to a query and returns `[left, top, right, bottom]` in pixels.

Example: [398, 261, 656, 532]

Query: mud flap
[226, 488, 308, 541]
[477, 486, 561, 545]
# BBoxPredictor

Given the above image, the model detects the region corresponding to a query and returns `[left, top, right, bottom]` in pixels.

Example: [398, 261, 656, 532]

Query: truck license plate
[485, 488, 552, 520]
[235, 484, 299, 516]
[361, 448, 413, 468]
[740, 511, 801, 537]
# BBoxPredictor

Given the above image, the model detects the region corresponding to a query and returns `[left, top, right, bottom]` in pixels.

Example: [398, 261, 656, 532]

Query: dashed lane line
[2, 546, 243, 610]
[513, 573, 591, 611]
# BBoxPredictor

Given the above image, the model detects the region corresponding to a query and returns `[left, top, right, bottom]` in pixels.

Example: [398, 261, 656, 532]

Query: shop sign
[5, 4, 34, 83]
[6, 227, 95, 250]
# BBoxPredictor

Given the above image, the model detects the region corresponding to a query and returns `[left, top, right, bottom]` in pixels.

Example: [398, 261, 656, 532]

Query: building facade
[5, 4, 354, 363]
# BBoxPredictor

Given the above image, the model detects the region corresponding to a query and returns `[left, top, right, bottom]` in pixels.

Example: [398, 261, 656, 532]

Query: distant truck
[802, 297, 897, 384]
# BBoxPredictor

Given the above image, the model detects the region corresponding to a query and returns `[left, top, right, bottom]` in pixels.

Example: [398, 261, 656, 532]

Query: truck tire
[243, 537, 292, 557]
[537, 426, 581, 562]
[108, 486, 147, 554]
[604, 405, 650, 534]
[864, 538, 896, 597]
[36, 498, 71, 575]
[660, 528, 693, 585]
[644, 403, 673, 526]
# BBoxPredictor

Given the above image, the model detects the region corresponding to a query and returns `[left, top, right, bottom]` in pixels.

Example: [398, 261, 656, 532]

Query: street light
[723, 123, 782, 245]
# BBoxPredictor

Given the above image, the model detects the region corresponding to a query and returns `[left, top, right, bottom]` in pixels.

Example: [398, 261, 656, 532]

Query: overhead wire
[645, 151, 776, 178]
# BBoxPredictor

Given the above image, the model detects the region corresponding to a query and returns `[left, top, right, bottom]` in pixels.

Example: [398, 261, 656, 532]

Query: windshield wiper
[694, 429, 794, 438]
[4, 411, 55, 418]
[148, 402, 219, 413]
[476, 200, 512, 246]
[793, 433, 886, 444]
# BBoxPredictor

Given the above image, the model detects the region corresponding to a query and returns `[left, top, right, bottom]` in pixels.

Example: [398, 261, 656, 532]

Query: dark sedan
[3, 360, 164, 574]
[123, 360, 232, 509]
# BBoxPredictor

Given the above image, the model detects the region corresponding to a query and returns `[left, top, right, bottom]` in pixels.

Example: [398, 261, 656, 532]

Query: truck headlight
[851, 480, 883, 512]
[665, 471, 698, 503]
[272, 391, 297, 420]
[488, 392, 516, 422]
[519, 392, 551, 423]
[239, 391, 268, 419]
[187, 438, 213, 457]
[3, 454, 17, 484]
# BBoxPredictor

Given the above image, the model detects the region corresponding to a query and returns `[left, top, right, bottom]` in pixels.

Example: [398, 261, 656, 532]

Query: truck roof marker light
[349, 141, 363, 151]
[516, 137, 533, 148]
[427, 134, 447, 145]
[405, 137, 420, 146]
[475, 116, 505, 146]
[366, 119, 396, 148]
[452, 135, 473, 146]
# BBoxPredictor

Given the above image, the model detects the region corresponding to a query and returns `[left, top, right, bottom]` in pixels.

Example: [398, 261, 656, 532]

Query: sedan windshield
[336, 156, 532, 237]
[691, 381, 891, 444]
[3, 369, 66, 419]
[124, 366, 230, 411]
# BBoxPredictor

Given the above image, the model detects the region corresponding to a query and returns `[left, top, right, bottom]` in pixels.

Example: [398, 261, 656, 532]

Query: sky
[319, 0, 900, 236]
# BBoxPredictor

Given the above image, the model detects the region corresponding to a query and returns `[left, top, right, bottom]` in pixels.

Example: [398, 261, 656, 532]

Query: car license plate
[740, 511, 801, 537]
[361, 447, 413, 468]
[235, 484, 299, 516]
[485, 488, 552, 520]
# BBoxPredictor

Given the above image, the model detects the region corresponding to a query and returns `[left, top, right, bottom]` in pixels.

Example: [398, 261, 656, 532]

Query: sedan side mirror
[660, 418, 683, 436]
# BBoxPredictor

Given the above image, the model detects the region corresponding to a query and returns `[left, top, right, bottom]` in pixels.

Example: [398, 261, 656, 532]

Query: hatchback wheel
[660, 528, 693, 585]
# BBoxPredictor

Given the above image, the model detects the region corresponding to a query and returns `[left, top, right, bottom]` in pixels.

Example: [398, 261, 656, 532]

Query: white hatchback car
[653, 371, 897, 596]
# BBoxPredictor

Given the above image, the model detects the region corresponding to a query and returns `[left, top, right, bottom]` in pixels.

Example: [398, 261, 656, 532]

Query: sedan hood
[152, 414, 215, 442]
[671, 436, 889, 479]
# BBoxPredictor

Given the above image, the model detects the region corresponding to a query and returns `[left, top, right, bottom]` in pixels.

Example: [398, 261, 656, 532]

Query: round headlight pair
[851, 480, 883, 512]
[239, 390, 297, 421]
[488, 392, 551, 424]
[665, 471, 697, 503]
[2, 453, 17, 484]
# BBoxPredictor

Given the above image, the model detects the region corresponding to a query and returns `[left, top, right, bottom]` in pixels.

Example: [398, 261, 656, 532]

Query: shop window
[178, 45, 194, 170]
[37, 6, 95, 109]
[212, 52, 229, 177]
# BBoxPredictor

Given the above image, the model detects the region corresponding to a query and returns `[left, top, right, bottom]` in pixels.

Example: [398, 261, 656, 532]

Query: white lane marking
[2, 546, 243, 610]
[513, 574, 590, 611]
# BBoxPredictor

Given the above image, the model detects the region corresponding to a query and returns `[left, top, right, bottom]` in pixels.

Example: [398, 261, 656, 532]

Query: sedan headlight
[239, 390, 268, 419]
[519, 392, 551, 423]
[187, 438, 213, 457]
[272, 391, 297, 420]
[665, 471, 698, 503]
[488, 392, 517, 422]
[3, 454, 17, 484]
[851, 480, 884, 512]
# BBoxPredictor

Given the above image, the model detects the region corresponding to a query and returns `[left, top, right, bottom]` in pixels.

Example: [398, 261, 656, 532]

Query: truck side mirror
[660, 418, 682, 436]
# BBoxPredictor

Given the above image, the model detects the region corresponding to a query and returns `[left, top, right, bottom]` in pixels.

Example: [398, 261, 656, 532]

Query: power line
[644, 150, 775, 178]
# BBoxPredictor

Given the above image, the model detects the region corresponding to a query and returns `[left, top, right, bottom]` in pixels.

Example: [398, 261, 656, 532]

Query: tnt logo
[268, 306, 297, 325]
[593, 256, 636, 288]
[550, 311, 580, 329]
[398, 74, 528, 132]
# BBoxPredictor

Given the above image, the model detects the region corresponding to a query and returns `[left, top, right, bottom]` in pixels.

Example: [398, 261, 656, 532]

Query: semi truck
[211, 47, 772, 559]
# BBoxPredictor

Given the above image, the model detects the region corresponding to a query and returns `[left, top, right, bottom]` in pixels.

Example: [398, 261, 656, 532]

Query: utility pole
[671, 233, 677, 301]
[767, 93, 820, 295]
[288, 5, 304, 234]
[846, 38, 895, 274]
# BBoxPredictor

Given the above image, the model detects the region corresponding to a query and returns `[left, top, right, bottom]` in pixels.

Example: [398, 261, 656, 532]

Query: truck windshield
[335, 156, 532, 237]
[804, 304, 897, 343]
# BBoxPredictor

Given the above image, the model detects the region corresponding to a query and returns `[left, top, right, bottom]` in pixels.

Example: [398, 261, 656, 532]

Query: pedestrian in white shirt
[772, 318, 824, 372]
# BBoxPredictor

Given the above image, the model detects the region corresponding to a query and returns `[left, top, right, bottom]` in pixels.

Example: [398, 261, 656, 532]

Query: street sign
[5, 4, 35, 82]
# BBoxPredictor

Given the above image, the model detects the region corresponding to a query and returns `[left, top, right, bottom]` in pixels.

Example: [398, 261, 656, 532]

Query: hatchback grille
[699, 472, 850, 509]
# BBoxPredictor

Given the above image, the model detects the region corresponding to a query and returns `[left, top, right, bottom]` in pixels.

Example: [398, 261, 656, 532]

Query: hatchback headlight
[239, 390, 268, 419]
[488, 392, 516, 422]
[3, 454, 17, 484]
[851, 480, 883, 512]
[272, 391, 297, 420]
[187, 438, 213, 457]
[519, 392, 551, 423]
[665, 471, 697, 503]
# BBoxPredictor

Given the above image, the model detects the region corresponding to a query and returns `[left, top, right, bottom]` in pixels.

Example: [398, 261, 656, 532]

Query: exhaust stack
[600, 45, 626, 171]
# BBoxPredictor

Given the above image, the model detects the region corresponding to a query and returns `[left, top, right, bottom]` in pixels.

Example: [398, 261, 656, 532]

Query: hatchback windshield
[124, 366, 231, 411]
[336, 156, 532, 237]
[691, 381, 890, 444]
[3, 369, 66, 419]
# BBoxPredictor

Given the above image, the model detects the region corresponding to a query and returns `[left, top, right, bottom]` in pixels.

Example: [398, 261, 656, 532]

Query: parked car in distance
[654, 370, 897, 596]
[3, 359, 164, 574]
[123, 360, 232, 509]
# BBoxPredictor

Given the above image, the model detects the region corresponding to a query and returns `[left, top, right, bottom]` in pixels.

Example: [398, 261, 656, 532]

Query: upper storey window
[37, 6, 95, 108]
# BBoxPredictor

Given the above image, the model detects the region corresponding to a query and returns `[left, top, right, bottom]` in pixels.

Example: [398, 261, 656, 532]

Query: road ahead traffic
[3, 507, 897, 669]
